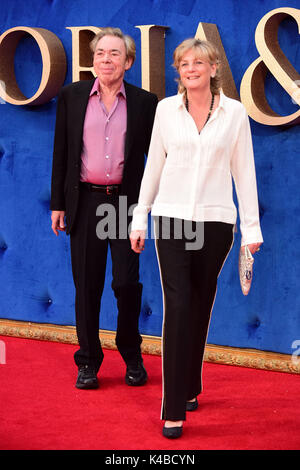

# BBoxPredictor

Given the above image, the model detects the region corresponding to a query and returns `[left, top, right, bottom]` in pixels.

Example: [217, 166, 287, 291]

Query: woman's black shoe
[186, 398, 198, 411]
[162, 425, 183, 439]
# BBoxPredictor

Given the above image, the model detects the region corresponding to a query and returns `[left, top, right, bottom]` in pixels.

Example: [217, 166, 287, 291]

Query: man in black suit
[50, 27, 157, 389]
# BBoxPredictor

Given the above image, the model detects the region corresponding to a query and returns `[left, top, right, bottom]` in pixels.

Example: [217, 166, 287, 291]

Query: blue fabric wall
[0, 0, 299, 355]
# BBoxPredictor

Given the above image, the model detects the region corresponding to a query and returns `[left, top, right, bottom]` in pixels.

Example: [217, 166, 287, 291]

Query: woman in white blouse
[130, 38, 263, 439]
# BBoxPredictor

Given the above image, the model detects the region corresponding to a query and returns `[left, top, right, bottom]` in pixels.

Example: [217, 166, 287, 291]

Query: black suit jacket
[50, 79, 158, 234]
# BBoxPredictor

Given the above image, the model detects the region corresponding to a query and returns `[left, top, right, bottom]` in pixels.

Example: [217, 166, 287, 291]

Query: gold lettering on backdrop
[66, 27, 101, 82]
[0, 7, 298, 126]
[0, 27, 66, 105]
[135, 25, 168, 101]
[240, 7, 300, 126]
[195, 22, 239, 101]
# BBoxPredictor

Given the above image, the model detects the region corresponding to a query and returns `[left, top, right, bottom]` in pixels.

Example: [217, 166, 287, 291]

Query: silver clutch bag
[239, 245, 254, 295]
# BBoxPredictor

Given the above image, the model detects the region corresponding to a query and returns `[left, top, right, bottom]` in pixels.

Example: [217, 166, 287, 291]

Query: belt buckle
[106, 185, 113, 195]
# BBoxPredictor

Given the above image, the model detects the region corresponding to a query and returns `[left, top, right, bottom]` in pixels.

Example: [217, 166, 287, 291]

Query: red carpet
[0, 335, 299, 451]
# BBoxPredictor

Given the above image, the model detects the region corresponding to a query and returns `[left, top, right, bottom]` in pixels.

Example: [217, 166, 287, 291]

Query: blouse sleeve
[131, 105, 167, 231]
[230, 106, 263, 246]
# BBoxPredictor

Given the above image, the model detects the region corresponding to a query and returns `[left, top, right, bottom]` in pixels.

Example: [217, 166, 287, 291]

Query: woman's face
[178, 48, 217, 93]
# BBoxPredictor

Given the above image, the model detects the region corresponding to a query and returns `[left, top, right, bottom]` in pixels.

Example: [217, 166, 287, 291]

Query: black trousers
[70, 186, 142, 372]
[155, 218, 234, 421]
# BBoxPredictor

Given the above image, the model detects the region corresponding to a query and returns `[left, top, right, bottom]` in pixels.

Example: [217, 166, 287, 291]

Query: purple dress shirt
[80, 78, 127, 185]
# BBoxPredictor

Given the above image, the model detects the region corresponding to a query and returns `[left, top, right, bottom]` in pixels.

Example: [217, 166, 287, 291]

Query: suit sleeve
[50, 89, 68, 211]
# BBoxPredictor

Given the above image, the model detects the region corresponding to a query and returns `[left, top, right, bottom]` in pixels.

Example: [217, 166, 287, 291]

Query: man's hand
[51, 211, 66, 236]
[130, 230, 146, 253]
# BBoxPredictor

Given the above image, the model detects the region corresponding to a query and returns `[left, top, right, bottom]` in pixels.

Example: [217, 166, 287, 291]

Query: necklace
[185, 93, 215, 132]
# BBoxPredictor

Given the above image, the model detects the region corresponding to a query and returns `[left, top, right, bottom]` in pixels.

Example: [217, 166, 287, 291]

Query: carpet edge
[0, 318, 299, 374]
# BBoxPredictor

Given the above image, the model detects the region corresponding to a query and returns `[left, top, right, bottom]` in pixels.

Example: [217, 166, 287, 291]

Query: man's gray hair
[90, 27, 136, 64]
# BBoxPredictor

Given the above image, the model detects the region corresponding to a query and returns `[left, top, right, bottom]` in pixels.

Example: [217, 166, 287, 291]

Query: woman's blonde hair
[173, 38, 221, 96]
[90, 27, 136, 65]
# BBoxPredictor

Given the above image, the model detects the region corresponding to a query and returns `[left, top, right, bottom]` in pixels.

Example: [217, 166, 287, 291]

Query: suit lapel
[73, 79, 95, 160]
[124, 81, 139, 163]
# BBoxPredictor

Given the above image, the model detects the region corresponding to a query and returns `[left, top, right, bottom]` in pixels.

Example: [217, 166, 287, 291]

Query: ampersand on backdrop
[240, 7, 300, 126]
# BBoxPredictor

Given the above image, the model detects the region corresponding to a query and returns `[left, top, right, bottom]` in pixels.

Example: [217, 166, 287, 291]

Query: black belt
[80, 182, 121, 195]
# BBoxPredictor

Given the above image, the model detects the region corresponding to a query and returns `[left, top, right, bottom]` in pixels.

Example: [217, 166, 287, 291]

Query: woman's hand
[246, 243, 262, 254]
[130, 230, 146, 253]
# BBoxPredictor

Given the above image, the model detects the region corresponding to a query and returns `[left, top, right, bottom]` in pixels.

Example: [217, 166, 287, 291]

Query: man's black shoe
[125, 361, 148, 386]
[75, 365, 99, 389]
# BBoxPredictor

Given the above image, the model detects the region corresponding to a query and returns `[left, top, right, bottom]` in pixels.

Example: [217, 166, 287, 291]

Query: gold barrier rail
[0, 318, 299, 374]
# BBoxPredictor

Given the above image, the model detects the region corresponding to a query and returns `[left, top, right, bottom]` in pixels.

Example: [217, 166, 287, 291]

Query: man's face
[93, 35, 132, 87]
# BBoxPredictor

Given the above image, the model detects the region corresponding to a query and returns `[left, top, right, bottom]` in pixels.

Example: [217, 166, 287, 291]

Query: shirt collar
[218, 91, 226, 110]
[90, 77, 126, 99]
[175, 92, 185, 109]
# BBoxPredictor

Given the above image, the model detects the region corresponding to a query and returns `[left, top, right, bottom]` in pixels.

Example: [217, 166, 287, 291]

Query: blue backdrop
[0, 0, 299, 355]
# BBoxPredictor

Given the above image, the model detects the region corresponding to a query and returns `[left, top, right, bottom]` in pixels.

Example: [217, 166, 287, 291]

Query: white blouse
[131, 92, 263, 246]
